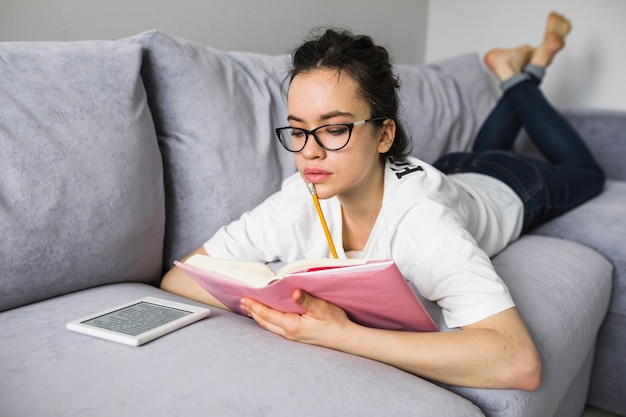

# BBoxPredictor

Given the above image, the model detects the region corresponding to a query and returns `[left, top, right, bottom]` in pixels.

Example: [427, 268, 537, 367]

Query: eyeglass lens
[279, 124, 351, 151]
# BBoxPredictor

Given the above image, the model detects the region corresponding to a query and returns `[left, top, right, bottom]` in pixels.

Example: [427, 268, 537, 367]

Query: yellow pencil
[308, 183, 339, 259]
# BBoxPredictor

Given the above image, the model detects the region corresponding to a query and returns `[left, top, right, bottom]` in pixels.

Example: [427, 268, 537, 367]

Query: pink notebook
[175, 258, 437, 332]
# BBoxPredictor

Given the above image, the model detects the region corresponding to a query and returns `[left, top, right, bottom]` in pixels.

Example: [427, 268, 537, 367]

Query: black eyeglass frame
[275, 117, 387, 152]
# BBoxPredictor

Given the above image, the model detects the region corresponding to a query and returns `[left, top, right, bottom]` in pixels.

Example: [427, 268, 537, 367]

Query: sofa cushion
[0, 40, 165, 312]
[445, 235, 612, 416]
[531, 180, 626, 414]
[397, 53, 497, 163]
[131, 30, 295, 270]
[0, 235, 611, 417]
[0, 283, 484, 417]
[531, 180, 625, 316]
[131, 30, 497, 270]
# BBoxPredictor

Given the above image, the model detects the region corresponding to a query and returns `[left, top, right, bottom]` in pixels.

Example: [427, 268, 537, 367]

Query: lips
[303, 167, 331, 183]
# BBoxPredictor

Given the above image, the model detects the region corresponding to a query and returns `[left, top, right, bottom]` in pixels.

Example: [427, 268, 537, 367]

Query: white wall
[426, 0, 626, 111]
[0, 0, 428, 64]
[2, 0, 623, 110]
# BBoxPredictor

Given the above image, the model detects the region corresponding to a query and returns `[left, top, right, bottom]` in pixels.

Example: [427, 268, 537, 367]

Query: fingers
[240, 297, 292, 338]
[240, 290, 351, 347]
[292, 288, 318, 311]
[240, 291, 332, 340]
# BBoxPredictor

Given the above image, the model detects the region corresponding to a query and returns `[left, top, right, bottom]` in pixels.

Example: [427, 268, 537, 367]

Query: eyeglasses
[275, 117, 387, 152]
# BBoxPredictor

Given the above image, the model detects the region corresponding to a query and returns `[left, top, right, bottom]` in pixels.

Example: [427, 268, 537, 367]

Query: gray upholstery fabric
[0, 235, 611, 417]
[532, 181, 626, 414]
[0, 40, 165, 312]
[0, 283, 484, 417]
[533, 181, 625, 316]
[398, 54, 497, 163]
[504, 96, 626, 415]
[131, 30, 295, 270]
[445, 235, 612, 417]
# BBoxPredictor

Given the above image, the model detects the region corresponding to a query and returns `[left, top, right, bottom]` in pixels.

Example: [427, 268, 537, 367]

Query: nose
[300, 133, 326, 159]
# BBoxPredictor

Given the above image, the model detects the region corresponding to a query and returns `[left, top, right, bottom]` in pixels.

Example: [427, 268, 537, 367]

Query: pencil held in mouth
[308, 183, 339, 259]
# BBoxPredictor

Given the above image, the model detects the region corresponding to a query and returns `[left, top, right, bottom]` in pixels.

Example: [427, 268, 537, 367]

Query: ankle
[523, 64, 546, 83]
[500, 73, 532, 92]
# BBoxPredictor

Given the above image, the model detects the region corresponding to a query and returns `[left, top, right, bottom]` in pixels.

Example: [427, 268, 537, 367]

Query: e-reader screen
[67, 297, 211, 346]
[81, 301, 193, 335]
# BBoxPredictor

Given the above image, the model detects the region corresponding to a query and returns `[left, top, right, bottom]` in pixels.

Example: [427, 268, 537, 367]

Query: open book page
[273, 257, 371, 277]
[183, 255, 374, 287]
[183, 255, 275, 287]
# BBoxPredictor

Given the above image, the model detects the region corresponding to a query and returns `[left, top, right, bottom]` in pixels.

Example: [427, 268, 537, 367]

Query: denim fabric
[434, 81, 605, 232]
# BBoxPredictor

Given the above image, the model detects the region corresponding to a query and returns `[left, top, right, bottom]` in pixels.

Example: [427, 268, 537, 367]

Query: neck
[338, 160, 385, 215]
[339, 166, 385, 252]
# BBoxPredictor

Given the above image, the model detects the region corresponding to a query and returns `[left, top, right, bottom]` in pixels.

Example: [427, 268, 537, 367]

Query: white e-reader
[66, 296, 211, 346]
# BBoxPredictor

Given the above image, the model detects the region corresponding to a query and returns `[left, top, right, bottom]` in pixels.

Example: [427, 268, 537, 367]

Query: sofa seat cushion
[0, 40, 165, 312]
[0, 283, 484, 417]
[0, 235, 612, 417]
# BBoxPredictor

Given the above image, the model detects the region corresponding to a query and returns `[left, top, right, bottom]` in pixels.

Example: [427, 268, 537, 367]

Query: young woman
[161, 12, 603, 391]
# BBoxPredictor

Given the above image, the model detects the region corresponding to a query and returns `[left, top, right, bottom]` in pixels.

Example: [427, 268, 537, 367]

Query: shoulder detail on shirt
[386, 156, 426, 180]
[382, 155, 453, 211]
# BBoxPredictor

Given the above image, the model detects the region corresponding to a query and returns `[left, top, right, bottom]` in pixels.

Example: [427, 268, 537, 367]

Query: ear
[377, 119, 396, 154]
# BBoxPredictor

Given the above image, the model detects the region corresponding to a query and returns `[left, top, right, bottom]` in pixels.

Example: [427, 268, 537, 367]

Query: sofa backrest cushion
[397, 54, 497, 163]
[132, 30, 296, 270]
[0, 41, 165, 312]
[132, 30, 496, 270]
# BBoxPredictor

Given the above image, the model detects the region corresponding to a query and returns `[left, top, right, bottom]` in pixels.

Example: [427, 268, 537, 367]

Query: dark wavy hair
[287, 28, 410, 161]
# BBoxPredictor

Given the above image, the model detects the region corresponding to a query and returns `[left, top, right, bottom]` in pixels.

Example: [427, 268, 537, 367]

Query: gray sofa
[1, 30, 624, 417]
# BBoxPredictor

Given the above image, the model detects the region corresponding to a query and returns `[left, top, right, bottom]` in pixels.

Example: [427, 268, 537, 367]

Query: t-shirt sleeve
[396, 205, 515, 329]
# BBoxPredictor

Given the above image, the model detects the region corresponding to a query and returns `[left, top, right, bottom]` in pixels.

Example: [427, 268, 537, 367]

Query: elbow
[493, 336, 542, 390]
[510, 351, 542, 391]
[517, 364, 542, 391]
[160, 268, 180, 294]
[160, 270, 173, 291]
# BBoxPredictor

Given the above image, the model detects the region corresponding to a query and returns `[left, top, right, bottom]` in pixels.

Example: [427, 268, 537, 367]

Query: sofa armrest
[562, 108, 626, 181]
[514, 108, 626, 181]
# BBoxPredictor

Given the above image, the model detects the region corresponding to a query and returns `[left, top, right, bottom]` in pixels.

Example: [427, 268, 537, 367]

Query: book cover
[175, 258, 438, 332]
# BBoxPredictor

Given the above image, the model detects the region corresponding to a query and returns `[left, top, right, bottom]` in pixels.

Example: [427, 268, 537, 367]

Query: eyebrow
[287, 111, 355, 123]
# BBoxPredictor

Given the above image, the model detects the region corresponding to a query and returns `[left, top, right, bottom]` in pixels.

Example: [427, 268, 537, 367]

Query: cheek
[353, 134, 387, 162]
[340, 148, 381, 178]
[294, 153, 308, 169]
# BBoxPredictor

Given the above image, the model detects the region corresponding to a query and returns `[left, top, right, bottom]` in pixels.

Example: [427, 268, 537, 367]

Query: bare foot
[484, 45, 533, 82]
[531, 11, 572, 68]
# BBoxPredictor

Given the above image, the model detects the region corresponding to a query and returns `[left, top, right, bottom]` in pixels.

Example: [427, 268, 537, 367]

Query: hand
[240, 289, 353, 348]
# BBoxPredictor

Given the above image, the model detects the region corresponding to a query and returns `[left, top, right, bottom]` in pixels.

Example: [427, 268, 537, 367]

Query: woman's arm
[160, 246, 228, 310]
[240, 289, 541, 391]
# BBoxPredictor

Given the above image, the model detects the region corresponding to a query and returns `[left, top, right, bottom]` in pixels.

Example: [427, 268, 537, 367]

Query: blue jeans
[434, 81, 605, 232]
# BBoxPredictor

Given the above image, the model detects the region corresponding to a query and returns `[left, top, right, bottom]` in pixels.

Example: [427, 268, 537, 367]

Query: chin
[307, 182, 336, 200]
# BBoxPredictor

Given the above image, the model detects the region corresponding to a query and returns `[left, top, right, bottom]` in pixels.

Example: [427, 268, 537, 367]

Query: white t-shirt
[205, 156, 524, 328]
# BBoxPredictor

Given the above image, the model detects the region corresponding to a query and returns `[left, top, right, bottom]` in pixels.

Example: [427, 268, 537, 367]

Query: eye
[324, 125, 349, 136]
[290, 129, 306, 138]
